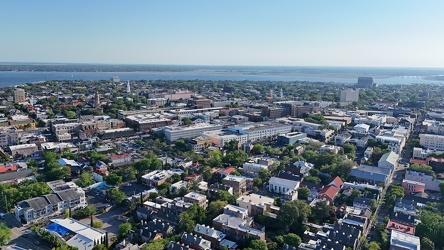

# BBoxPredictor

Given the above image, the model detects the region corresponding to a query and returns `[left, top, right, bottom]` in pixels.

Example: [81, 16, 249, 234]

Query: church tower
[126, 81, 131, 94]
[94, 91, 101, 109]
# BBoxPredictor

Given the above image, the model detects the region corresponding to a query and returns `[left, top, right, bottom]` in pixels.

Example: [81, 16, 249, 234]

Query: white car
[125, 183, 132, 187]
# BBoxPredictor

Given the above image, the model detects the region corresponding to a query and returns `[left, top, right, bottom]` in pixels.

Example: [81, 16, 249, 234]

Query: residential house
[293, 161, 314, 177]
[402, 179, 425, 195]
[180, 232, 212, 250]
[318, 177, 343, 205]
[334, 132, 352, 146]
[389, 230, 420, 250]
[350, 165, 391, 185]
[142, 170, 171, 187]
[378, 151, 399, 170]
[386, 220, 415, 236]
[167, 242, 192, 250]
[222, 175, 247, 196]
[0, 169, 34, 184]
[353, 197, 372, 210]
[393, 198, 418, 216]
[110, 153, 133, 168]
[193, 224, 238, 250]
[184, 192, 207, 208]
[236, 193, 279, 217]
[404, 170, 443, 192]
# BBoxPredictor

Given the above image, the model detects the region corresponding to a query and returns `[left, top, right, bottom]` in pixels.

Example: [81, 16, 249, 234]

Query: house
[350, 165, 391, 185]
[46, 218, 105, 250]
[402, 179, 425, 195]
[193, 224, 237, 249]
[386, 220, 416, 236]
[142, 170, 171, 187]
[140, 218, 174, 237]
[319, 145, 341, 154]
[378, 151, 399, 170]
[390, 212, 415, 226]
[268, 176, 299, 200]
[180, 232, 211, 250]
[404, 170, 443, 192]
[167, 242, 192, 250]
[293, 161, 314, 176]
[334, 132, 352, 146]
[393, 198, 418, 216]
[212, 205, 265, 241]
[170, 181, 188, 194]
[93, 168, 108, 182]
[222, 175, 247, 196]
[110, 153, 133, 168]
[184, 192, 207, 208]
[207, 183, 234, 196]
[364, 147, 373, 159]
[0, 169, 34, 184]
[318, 177, 343, 205]
[236, 193, 278, 216]
[353, 197, 372, 210]
[389, 230, 420, 250]
[218, 167, 236, 178]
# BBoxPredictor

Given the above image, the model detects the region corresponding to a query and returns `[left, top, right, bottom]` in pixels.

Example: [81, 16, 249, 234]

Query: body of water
[0, 71, 442, 87]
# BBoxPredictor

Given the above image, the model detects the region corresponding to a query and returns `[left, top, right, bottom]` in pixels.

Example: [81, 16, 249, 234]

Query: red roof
[331, 176, 344, 188]
[318, 185, 340, 199]
[111, 154, 132, 160]
[219, 167, 236, 175]
[94, 168, 108, 176]
[410, 158, 427, 165]
[386, 220, 415, 235]
[0, 165, 18, 174]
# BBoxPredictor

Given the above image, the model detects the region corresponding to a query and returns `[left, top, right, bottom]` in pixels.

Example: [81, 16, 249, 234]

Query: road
[2, 213, 50, 250]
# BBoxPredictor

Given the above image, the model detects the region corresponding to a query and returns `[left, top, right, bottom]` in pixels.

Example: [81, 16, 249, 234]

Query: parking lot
[2, 213, 50, 250]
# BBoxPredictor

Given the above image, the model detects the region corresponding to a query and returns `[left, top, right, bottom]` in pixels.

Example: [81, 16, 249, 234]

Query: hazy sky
[2, 1, 444, 67]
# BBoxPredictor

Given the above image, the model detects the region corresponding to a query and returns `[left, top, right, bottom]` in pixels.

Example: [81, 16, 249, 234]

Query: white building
[268, 177, 299, 200]
[226, 122, 292, 143]
[376, 132, 405, 154]
[48, 218, 106, 250]
[419, 133, 444, 150]
[354, 124, 370, 133]
[164, 123, 223, 142]
[9, 143, 39, 157]
[15, 181, 86, 224]
[423, 119, 444, 135]
[390, 230, 420, 250]
[319, 145, 341, 154]
[378, 151, 399, 170]
[293, 161, 314, 176]
[0, 127, 19, 147]
[242, 161, 269, 174]
[340, 89, 359, 103]
[412, 147, 442, 159]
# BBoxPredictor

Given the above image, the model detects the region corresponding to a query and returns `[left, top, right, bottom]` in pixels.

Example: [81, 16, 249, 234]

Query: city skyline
[2, 1, 444, 67]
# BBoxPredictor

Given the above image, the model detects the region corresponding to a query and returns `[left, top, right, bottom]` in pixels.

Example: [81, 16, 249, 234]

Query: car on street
[125, 183, 132, 187]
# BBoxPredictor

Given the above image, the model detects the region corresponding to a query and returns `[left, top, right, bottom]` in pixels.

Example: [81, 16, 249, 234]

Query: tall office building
[13, 88, 26, 103]
[357, 77, 375, 88]
[340, 89, 359, 103]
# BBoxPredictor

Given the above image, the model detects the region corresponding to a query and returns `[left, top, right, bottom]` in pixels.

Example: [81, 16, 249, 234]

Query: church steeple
[126, 81, 131, 94]
[94, 91, 100, 109]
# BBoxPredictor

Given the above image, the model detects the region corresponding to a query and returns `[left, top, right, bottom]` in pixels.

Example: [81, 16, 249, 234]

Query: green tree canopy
[283, 233, 302, 247]
[118, 222, 132, 237]
[105, 173, 123, 186]
[0, 223, 11, 246]
[107, 188, 126, 204]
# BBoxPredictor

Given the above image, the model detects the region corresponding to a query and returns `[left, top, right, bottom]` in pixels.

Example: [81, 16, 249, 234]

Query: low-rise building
[110, 153, 133, 168]
[378, 151, 399, 170]
[15, 181, 86, 224]
[318, 177, 344, 205]
[184, 192, 207, 208]
[350, 165, 391, 185]
[142, 170, 171, 187]
[9, 143, 39, 157]
[402, 179, 425, 195]
[236, 193, 278, 216]
[389, 230, 420, 250]
[222, 175, 247, 196]
[277, 132, 308, 145]
[268, 177, 299, 200]
[46, 218, 105, 250]
[404, 170, 443, 192]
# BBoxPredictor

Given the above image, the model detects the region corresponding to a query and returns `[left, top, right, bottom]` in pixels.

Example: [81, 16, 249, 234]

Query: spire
[126, 81, 131, 94]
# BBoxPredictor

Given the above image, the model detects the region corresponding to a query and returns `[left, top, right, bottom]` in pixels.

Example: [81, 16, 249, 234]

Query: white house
[378, 151, 399, 170]
[293, 161, 314, 176]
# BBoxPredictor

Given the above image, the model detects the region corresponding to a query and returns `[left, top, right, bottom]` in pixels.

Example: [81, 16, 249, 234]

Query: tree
[440, 182, 444, 200]
[342, 143, 356, 159]
[225, 140, 239, 152]
[297, 187, 311, 200]
[385, 185, 405, 208]
[277, 201, 300, 231]
[249, 240, 268, 250]
[118, 222, 132, 237]
[251, 144, 265, 155]
[217, 190, 236, 204]
[76, 172, 95, 187]
[367, 241, 381, 250]
[171, 174, 181, 183]
[207, 200, 227, 222]
[258, 169, 271, 183]
[107, 188, 126, 204]
[92, 244, 107, 250]
[223, 150, 249, 167]
[116, 167, 137, 182]
[73, 205, 96, 219]
[92, 219, 103, 229]
[134, 157, 162, 179]
[142, 239, 167, 250]
[311, 201, 334, 224]
[208, 149, 223, 168]
[283, 233, 302, 247]
[0, 223, 11, 246]
[420, 237, 435, 250]
[45, 162, 71, 181]
[182, 117, 192, 125]
[409, 163, 434, 175]
[105, 173, 123, 186]
[253, 178, 263, 187]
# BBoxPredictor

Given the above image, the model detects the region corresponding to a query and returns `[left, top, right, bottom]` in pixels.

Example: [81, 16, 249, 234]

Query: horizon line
[0, 61, 444, 69]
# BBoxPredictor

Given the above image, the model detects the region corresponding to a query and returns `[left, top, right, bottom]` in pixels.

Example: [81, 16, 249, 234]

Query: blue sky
[1, 1, 444, 67]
